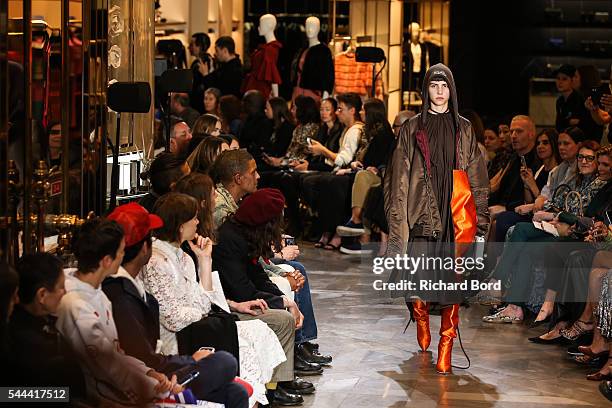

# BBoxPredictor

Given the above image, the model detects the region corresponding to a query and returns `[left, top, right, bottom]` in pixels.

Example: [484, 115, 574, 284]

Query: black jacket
[102, 276, 194, 371]
[212, 221, 285, 309]
[362, 127, 396, 169]
[203, 57, 244, 98]
[296, 44, 334, 94]
[9, 305, 85, 392]
[268, 120, 296, 157]
[488, 147, 542, 211]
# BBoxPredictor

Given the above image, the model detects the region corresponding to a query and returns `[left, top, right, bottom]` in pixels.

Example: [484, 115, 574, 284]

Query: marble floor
[295, 244, 610, 408]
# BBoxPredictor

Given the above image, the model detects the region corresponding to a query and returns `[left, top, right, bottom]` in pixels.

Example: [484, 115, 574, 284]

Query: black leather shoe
[267, 387, 303, 406]
[297, 343, 332, 366]
[302, 341, 319, 352]
[279, 377, 315, 395]
[527, 335, 569, 345]
[600, 381, 612, 402]
[294, 354, 323, 376]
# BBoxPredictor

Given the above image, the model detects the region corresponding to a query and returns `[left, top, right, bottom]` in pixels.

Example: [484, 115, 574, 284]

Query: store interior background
[1, 0, 612, 261]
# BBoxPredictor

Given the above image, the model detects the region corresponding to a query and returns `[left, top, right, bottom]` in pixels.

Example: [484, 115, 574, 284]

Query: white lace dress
[140, 239, 286, 406]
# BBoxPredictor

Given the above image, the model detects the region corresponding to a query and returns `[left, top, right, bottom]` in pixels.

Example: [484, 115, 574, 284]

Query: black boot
[296, 343, 332, 366]
[294, 353, 323, 376]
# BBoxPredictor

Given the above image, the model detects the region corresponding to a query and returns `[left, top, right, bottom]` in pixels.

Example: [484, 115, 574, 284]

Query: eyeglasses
[577, 154, 596, 162]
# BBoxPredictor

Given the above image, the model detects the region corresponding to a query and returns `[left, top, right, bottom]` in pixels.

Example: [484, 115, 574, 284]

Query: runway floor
[296, 244, 609, 408]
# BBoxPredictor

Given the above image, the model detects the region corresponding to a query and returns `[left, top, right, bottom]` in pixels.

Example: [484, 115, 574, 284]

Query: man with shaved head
[488, 114, 541, 213]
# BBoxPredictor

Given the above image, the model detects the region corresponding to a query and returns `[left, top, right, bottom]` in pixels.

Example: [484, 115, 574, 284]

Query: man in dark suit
[102, 203, 249, 408]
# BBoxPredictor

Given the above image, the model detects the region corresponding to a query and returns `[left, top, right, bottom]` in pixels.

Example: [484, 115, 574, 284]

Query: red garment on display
[242, 40, 282, 99]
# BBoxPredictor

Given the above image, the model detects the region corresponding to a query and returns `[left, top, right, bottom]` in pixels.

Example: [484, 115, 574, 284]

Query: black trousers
[176, 308, 240, 371]
[302, 172, 354, 234]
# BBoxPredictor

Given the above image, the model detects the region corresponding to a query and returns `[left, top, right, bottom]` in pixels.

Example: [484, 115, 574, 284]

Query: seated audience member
[169, 119, 193, 156]
[336, 98, 396, 254]
[263, 95, 320, 168]
[56, 218, 182, 405]
[204, 87, 222, 116]
[240, 90, 273, 164]
[187, 136, 230, 174]
[487, 122, 513, 179]
[304, 93, 366, 249]
[265, 97, 296, 158]
[0, 263, 19, 384]
[483, 142, 605, 324]
[461, 109, 488, 163]
[213, 189, 318, 405]
[102, 203, 249, 408]
[209, 153, 329, 373]
[530, 147, 612, 340]
[347, 109, 413, 256]
[219, 94, 243, 136]
[201, 36, 244, 98]
[211, 149, 259, 227]
[492, 128, 561, 242]
[192, 113, 223, 137]
[220, 133, 240, 150]
[307, 97, 345, 172]
[143, 192, 297, 405]
[171, 93, 200, 130]
[10, 254, 85, 396]
[483, 126, 501, 161]
[489, 115, 542, 214]
[139, 152, 190, 212]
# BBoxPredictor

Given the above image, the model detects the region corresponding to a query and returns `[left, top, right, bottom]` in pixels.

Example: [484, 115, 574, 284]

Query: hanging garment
[242, 40, 283, 99]
[334, 51, 383, 98]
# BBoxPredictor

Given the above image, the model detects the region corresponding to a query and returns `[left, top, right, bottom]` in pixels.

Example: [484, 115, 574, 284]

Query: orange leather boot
[412, 300, 431, 352]
[436, 304, 460, 374]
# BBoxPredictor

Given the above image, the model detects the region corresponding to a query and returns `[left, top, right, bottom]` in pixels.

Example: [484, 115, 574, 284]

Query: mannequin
[242, 14, 282, 99]
[291, 16, 334, 104]
[420, 29, 442, 71]
[403, 22, 426, 92]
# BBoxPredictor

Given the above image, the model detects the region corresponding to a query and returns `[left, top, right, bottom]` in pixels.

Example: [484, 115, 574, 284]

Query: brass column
[61, 0, 71, 213]
[22, 0, 33, 254]
[0, 0, 8, 261]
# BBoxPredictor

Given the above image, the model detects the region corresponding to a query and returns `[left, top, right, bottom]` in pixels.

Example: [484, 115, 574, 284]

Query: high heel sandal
[559, 320, 593, 342]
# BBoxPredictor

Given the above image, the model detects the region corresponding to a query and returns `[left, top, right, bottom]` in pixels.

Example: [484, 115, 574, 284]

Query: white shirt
[56, 270, 158, 404]
[411, 42, 422, 73]
[331, 122, 365, 168]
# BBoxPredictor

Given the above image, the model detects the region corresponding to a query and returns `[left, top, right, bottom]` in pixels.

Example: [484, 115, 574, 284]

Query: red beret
[234, 188, 285, 226]
[107, 202, 163, 247]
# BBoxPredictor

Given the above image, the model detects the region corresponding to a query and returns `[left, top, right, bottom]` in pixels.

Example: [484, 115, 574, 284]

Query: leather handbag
[452, 169, 477, 257]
